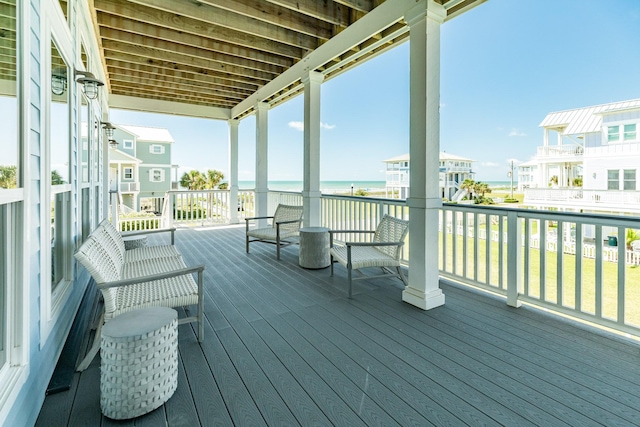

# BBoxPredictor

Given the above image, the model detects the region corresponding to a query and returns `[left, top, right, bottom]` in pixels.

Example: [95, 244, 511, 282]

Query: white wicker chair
[329, 214, 409, 298]
[74, 221, 204, 371]
[246, 204, 303, 259]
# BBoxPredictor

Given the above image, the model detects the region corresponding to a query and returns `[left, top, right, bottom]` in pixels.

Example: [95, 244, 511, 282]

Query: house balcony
[524, 188, 640, 213]
[119, 181, 140, 193]
[536, 145, 583, 161]
[38, 191, 640, 425]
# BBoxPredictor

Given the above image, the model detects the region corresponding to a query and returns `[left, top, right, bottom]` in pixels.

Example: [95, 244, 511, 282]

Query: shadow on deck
[37, 225, 640, 426]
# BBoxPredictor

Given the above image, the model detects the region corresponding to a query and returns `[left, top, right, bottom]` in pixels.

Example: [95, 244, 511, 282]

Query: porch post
[228, 119, 239, 223]
[255, 102, 269, 224]
[302, 71, 324, 227]
[402, 1, 446, 310]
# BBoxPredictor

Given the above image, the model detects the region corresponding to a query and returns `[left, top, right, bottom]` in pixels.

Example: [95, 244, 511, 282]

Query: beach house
[108, 125, 175, 213]
[519, 98, 640, 214]
[4, 1, 640, 426]
[384, 152, 474, 200]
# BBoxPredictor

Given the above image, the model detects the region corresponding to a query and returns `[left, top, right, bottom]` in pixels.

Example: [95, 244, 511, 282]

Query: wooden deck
[37, 225, 640, 426]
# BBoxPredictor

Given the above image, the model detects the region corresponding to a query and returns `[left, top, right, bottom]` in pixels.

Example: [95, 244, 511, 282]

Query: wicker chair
[329, 214, 409, 298]
[74, 220, 204, 371]
[245, 204, 303, 259]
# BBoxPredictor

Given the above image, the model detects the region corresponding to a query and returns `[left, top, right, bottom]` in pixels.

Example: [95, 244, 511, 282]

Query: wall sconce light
[75, 70, 104, 100]
[51, 68, 67, 96]
[102, 121, 116, 139]
[108, 139, 118, 149]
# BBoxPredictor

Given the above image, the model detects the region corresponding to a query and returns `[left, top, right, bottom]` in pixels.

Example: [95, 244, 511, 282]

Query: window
[123, 167, 133, 180]
[150, 168, 164, 182]
[123, 139, 133, 149]
[150, 144, 165, 154]
[607, 170, 619, 190]
[624, 169, 636, 190]
[624, 124, 637, 141]
[607, 126, 620, 143]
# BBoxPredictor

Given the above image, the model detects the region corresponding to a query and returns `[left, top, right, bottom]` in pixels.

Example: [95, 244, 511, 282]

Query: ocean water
[238, 180, 515, 192]
[239, 180, 386, 193]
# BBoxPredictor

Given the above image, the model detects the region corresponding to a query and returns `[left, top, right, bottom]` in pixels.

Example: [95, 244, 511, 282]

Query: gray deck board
[36, 225, 640, 426]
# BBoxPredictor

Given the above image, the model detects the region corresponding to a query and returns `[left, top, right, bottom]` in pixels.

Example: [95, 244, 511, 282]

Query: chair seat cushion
[124, 245, 181, 262]
[247, 227, 299, 240]
[330, 245, 400, 270]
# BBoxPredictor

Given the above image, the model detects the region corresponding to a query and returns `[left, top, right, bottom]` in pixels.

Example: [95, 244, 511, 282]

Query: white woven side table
[299, 227, 330, 269]
[100, 307, 178, 420]
[122, 235, 148, 250]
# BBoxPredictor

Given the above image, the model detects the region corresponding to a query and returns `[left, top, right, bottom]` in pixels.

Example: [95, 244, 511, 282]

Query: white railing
[119, 182, 139, 192]
[119, 188, 640, 337]
[588, 141, 640, 155]
[525, 188, 640, 207]
[440, 204, 640, 336]
[536, 145, 583, 157]
[118, 215, 161, 231]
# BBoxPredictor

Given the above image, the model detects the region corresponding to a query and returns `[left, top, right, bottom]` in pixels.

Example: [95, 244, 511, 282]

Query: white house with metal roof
[384, 152, 474, 200]
[520, 98, 640, 213]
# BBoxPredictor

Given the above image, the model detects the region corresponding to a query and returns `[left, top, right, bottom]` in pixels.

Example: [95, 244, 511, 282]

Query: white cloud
[481, 161, 500, 167]
[508, 128, 526, 137]
[288, 121, 304, 131]
[506, 158, 522, 165]
[288, 121, 336, 131]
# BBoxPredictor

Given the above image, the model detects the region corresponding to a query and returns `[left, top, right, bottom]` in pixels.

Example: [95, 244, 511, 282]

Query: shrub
[504, 198, 519, 203]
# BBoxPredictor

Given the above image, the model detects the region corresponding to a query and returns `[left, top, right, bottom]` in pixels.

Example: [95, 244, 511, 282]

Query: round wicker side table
[100, 307, 178, 420]
[299, 227, 330, 269]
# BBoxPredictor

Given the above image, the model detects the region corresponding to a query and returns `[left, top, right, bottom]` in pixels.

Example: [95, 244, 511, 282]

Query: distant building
[383, 152, 475, 200]
[108, 125, 176, 212]
[519, 98, 640, 214]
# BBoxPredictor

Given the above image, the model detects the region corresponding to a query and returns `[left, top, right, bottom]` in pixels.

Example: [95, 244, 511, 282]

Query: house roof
[109, 149, 142, 163]
[539, 98, 640, 136]
[117, 125, 175, 143]
[383, 152, 474, 163]
[82, 0, 486, 120]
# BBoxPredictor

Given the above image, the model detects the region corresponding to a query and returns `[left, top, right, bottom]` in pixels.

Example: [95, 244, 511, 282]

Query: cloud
[481, 161, 500, 167]
[508, 128, 526, 137]
[506, 158, 522, 165]
[288, 121, 304, 131]
[288, 121, 336, 131]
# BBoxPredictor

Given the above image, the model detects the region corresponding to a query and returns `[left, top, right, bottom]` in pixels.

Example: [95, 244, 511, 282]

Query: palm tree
[180, 170, 206, 190]
[460, 178, 475, 200]
[205, 169, 224, 189]
[51, 170, 65, 185]
[474, 181, 491, 198]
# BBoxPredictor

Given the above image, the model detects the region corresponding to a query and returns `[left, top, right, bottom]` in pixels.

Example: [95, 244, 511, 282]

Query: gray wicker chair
[245, 204, 303, 259]
[329, 214, 409, 298]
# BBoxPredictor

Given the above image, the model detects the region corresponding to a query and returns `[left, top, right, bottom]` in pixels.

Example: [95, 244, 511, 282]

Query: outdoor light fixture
[102, 121, 116, 139]
[51, 68, 67, 96]
[75, 70, 104, 100]
[108, 139, 118, 149]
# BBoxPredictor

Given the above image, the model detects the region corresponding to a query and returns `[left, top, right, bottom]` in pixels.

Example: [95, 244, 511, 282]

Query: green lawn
[439, 229, 640, 328]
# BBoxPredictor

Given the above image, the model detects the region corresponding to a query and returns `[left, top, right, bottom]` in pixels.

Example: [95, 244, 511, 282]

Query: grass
[439, 229, 640, 328]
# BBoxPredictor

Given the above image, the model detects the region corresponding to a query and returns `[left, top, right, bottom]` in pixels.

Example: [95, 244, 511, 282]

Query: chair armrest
[245, 215, 274, 222]
[97, 265, 205, 290]
[275, 219, 302, 225]
[346, 241, 405, 247]
[328, 230, 376, 235]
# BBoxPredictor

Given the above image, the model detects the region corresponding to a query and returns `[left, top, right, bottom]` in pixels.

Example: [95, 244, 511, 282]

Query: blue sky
[110, 0, 640, 182]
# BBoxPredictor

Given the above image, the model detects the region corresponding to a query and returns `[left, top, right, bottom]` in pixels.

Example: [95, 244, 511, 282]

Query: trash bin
[608, 236, 618, 246]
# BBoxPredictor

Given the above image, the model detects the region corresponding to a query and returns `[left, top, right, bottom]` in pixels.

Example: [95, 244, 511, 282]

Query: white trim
[122, 139, 133, 149]
[149, 168, 165, 183]
[149, 144, 165, 154]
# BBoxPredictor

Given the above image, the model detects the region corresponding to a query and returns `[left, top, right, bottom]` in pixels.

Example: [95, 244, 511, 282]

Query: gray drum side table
[100, 307, 178, 420]
[299, 227, 330, 269]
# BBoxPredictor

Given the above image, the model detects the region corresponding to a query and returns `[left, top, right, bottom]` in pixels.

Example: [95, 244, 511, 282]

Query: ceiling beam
[264, 0, 351, 28]
[123, 0, 319, 51]
[108, 94, 232, 120]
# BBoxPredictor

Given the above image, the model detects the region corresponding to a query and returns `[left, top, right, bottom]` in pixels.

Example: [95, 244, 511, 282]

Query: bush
[504, 198, 519, 203]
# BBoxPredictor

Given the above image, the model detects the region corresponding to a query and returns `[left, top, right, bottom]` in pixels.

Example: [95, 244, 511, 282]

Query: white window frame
[607, 125, 620, 143]
[623, 124, 637, 142]
[149, 168, 165, 182]
[149, 144, 165, 154]
[623, 169, 636, 191]
[123, 167, 133, 180]
[607, 169, 620, 190]
[123, 139, 133, 149]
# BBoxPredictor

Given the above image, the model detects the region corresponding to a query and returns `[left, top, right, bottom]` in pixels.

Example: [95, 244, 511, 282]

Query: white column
[402, 1, 446, 310]
[228, 119, 239, 223]
[302, 71, 324, 227]
[255, 102, 269, 224]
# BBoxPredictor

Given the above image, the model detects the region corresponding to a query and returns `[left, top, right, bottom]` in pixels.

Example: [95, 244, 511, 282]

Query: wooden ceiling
[89, 0, 484, 119]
